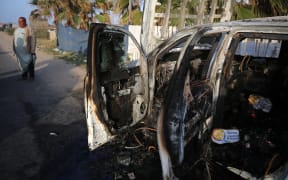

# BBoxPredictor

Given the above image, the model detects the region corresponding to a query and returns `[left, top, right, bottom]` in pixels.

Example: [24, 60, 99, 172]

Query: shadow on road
[0, 57, 91, 180]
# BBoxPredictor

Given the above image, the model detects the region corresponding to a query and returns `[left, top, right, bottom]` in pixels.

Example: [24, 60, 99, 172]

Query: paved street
[0, 31, 164, 180]
[0, 31, 90, 180]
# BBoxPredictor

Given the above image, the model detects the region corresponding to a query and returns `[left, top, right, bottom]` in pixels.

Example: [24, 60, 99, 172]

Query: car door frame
[84, 23, 148, 150]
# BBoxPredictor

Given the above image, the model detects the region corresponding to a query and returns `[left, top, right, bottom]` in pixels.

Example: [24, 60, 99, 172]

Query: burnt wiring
[133, 133, 144, 147]
[124, 127, 157, 150]
[239, 55, 251, 72]
[185, 141, 212, 180]
[124, 145, 143, 149]
[134, 127, 157, 132]
[148, 146, 157, 152]
[155, 61, 176, 95]
[265, 154, 280, 176]
[156, 65, 168, 88]
[124, 133, 144, 149]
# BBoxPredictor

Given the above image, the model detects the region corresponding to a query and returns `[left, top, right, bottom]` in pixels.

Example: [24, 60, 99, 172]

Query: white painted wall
[125, 24, 177, 58]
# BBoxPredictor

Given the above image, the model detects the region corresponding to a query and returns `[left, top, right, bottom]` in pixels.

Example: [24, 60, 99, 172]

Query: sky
[0, 0, 37, 24]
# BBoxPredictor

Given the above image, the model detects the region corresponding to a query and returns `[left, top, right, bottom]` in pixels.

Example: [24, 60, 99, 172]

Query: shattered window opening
[96, 31, 144, 129]
[154, 36, 191, 100]
[158, 33, 222, 173]
[212, 34, 288, 178]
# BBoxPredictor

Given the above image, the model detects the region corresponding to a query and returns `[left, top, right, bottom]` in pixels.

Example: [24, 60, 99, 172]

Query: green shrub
[6, 28, 14, 35]
[35, 29, 49, 39]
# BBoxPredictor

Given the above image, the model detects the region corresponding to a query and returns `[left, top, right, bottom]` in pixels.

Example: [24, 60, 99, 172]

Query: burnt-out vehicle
[84, 16, 288, 179]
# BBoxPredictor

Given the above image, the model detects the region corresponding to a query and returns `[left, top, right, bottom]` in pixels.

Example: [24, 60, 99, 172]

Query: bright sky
[0, 0, 37, 24]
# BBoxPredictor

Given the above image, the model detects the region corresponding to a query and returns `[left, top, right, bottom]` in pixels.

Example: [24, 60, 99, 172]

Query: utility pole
[141, 0, 157, 54]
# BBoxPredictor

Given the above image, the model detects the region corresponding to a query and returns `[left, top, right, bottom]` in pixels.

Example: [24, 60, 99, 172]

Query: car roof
[203, 16, 288, 27]
[179, 16, 288, 33]
[149, 16, 288, 57]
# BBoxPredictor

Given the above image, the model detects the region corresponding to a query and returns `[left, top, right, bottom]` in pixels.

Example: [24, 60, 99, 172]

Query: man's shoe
[22, 74, 28, 80]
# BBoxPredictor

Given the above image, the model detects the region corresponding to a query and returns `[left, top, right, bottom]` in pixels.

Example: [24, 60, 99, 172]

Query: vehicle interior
[166, 33, 223, 178]
[154, 39, 187, 100]
[155, 33, 224, 178]
[97, 31, 144, 130]
[154, 33, 220, 107]
[95, 29, 288, 179]
[210, 34, 288, 178]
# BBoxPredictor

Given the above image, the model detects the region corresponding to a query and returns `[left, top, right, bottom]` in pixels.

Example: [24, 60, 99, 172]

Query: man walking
[13, 17, 36, 80]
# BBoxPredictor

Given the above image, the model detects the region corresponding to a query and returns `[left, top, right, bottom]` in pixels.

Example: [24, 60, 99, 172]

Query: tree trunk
[161, 0, 172, 39]
[128, 0, 132, 24]
[197, 0, 207, 25]
[221, 0, 234, 22]
[178, 0, 189, 29]
[209, 0, 218, 23]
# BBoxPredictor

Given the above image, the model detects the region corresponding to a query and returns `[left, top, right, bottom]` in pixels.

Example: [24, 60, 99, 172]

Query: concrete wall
[125, 24, 177, 56]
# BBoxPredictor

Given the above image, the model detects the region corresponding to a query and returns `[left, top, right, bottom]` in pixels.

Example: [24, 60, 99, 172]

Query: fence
[55, 24, 175, 56]
[57, 23, 89, 54]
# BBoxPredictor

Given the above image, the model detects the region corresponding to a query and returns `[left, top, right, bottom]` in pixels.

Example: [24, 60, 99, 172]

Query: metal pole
[141, 0, 157, 54]
[160, 0, 171, 39]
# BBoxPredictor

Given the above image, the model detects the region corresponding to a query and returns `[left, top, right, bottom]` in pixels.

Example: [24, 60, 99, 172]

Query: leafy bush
[35, 29, 49, 39]
[6, 28, 14, 35]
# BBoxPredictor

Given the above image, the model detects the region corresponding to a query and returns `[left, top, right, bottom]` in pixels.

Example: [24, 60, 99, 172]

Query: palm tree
[178, 0, 189, 29]
[197, 0, 207, 24]
[30, 0, 92, 29]
[116, 0, 142, 25]
[209, 0, 218, 22]
[220, 0, 234, 22]
[30, 0, 61, 25]
[93, 0, 113, 24]
[250, 0, 288, 17]
[57, 0, 92, 29]
[72, 0, 92, 30]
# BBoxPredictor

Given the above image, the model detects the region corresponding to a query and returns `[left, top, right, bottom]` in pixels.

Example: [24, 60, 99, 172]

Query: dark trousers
[28, 61, 34, 77]
[22, 61, 34, 78]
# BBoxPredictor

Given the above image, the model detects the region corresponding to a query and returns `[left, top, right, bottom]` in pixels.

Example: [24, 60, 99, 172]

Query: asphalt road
[0, 31, 90, 180]
[0, 31, 165, 180]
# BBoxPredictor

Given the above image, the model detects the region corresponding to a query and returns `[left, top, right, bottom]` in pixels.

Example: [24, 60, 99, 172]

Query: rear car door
[84, 23, 148, 150]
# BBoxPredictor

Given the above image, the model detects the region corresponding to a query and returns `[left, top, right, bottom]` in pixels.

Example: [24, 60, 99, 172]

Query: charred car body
[84, 16, 288, 179]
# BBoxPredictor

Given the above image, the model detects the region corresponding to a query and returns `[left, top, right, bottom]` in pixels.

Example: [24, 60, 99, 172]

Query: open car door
[84, 23, 148, 150]
[157, 28, 226, 179]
